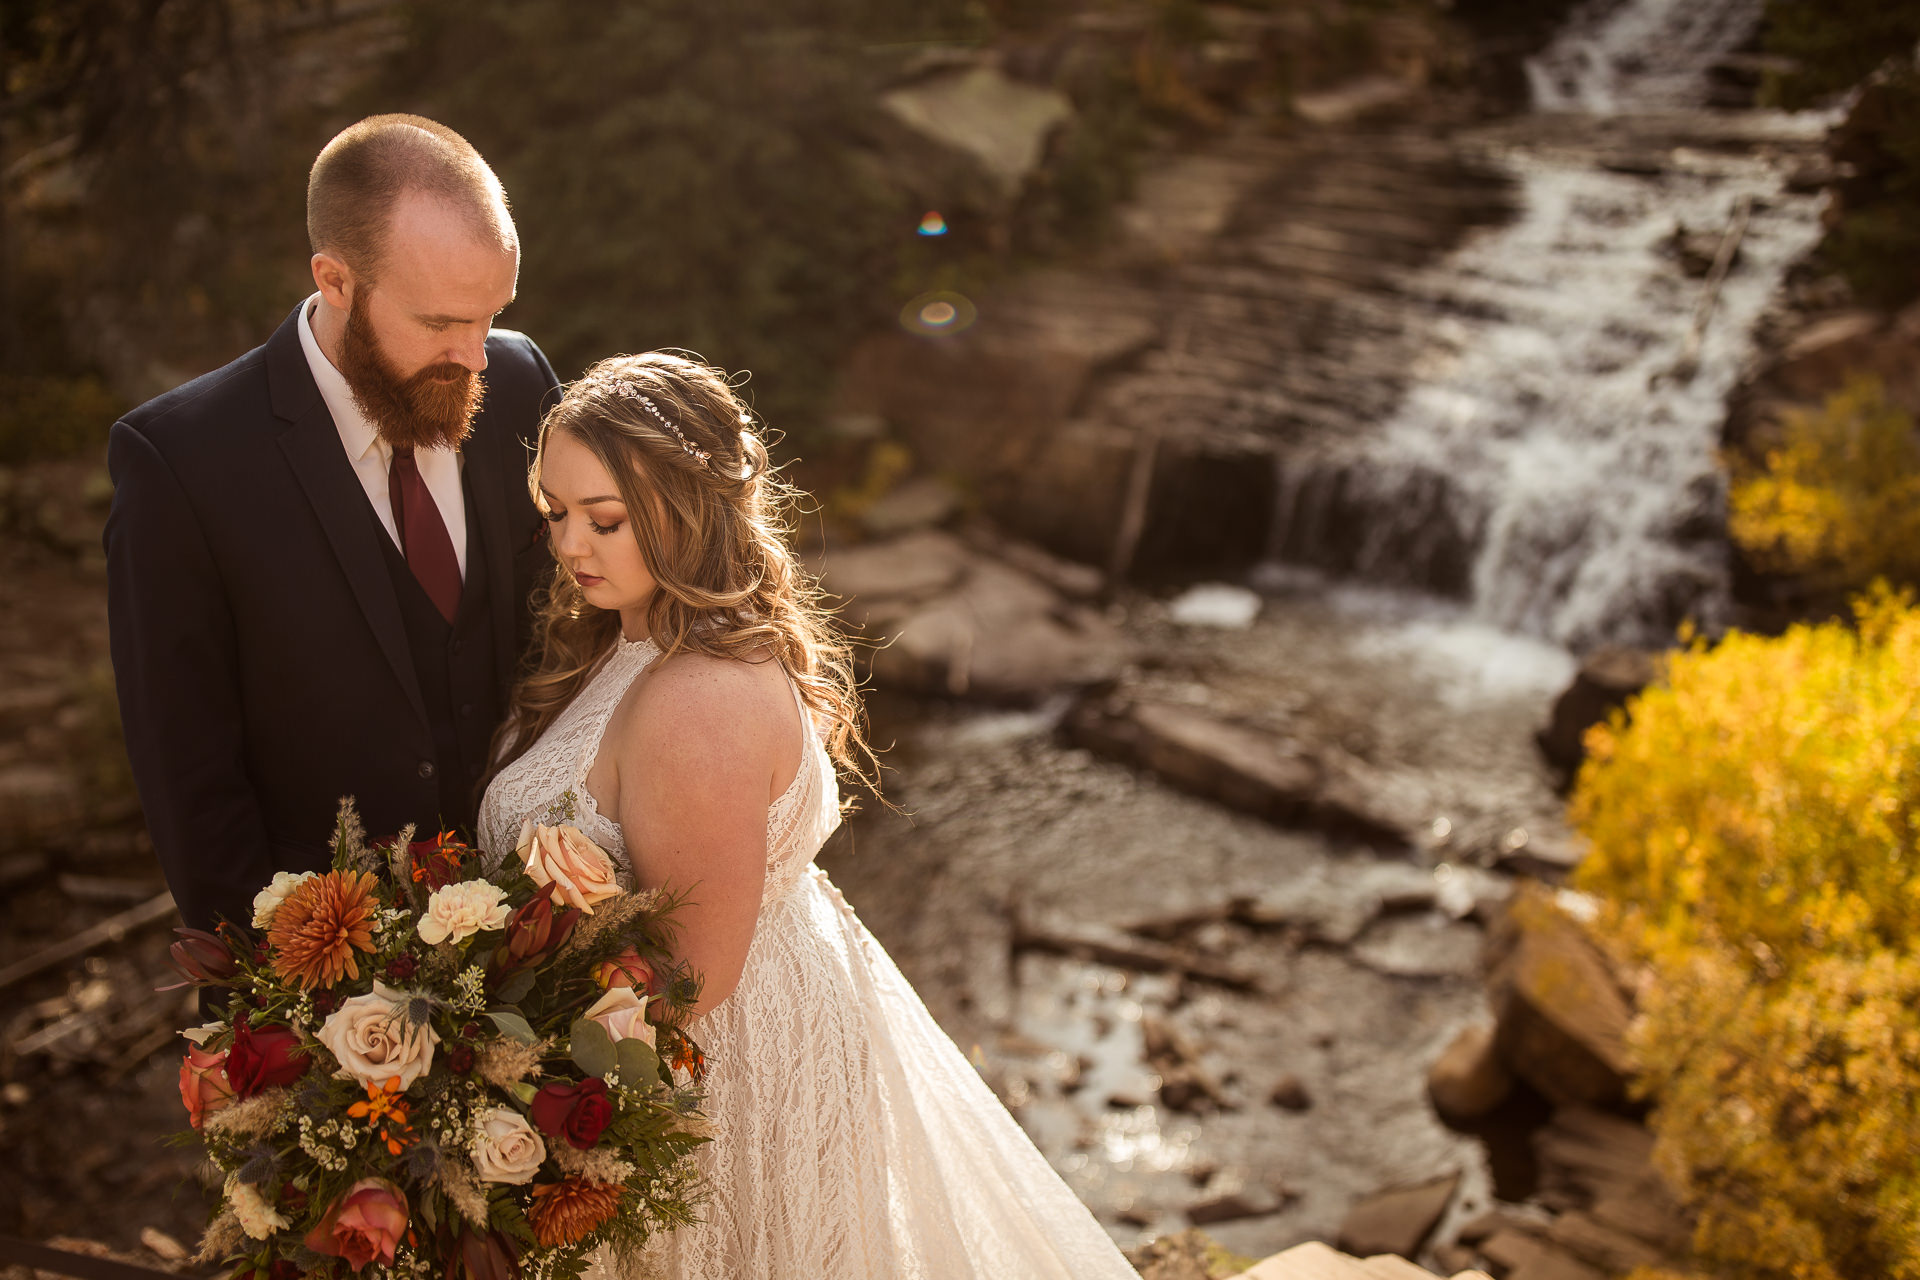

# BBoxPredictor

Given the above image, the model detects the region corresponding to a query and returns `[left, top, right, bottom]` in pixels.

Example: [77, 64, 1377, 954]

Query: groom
[106, 114, 558, 937]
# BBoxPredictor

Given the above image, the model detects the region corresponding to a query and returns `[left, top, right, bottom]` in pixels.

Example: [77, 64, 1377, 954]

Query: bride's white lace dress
[478, 634, 1139, 1278]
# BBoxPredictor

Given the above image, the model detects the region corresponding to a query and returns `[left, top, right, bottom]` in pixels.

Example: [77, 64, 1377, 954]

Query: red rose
[179, 1044, 235, 1128]
[225, 1023, 310, 1097]
[305, 1177, 408, 1270]
[384, 952, 419, 982]
[530, 1078, 613, 1149]
[446, 1044, 475, 1075]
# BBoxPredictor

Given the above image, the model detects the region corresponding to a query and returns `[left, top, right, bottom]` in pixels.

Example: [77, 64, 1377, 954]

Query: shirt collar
[296, 292, 385, 465]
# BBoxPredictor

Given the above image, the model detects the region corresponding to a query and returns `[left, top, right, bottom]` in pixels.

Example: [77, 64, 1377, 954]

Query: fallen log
[1011, 912, 1265, 992]
[0, 891, 176, 992]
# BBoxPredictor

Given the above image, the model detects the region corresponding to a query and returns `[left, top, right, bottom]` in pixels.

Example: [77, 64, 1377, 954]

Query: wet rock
[1188, 1186, 1290, 1226]
[1267, 1073, 1311, 1111]
[1169, 583, 1262, 629]
[1294, 74, 1419, 126]
[1350, 912, 1484, 979]
[880, 64, 1074, 196]
[860, 476, 962, 538]
[1483, 887, 1632, 1109]
[1536, 646, 1659, 781]
[1426, 1022, 1512, 1122]
[1144, 1013, 1237, 1114]
[1768, 309, 1889, 400]
[1068, 698, 1413, 847]
[816, 530, 1128, 703]
[1545, 1209, 1665, 1274]
[1336, 1170, 1459, 1259]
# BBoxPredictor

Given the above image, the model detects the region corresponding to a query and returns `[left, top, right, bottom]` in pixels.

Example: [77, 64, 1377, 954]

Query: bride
[476, 353, 1139, 1277]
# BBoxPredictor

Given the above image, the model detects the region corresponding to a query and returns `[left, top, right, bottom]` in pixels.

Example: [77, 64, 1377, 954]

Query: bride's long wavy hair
[487, 351, 877, 799]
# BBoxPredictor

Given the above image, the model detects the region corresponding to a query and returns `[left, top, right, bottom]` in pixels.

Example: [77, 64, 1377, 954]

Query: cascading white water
[1262, 0, 1833, 650]
[1526, 0, 1767, 114]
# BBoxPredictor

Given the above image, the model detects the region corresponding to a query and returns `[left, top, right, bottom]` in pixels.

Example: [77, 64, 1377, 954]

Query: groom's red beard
[338, 297, 486, 451]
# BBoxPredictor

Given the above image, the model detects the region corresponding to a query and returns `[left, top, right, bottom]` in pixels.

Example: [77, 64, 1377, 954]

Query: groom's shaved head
[307, 114, 516, 283]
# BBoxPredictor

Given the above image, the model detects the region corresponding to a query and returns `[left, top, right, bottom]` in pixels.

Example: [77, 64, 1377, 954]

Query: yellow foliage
[1572, 587, 1920, 1280]
[1728, 374, 1920, 590]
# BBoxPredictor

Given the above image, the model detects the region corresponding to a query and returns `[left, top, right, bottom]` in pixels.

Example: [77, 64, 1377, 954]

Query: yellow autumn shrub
[1728, 375, 1920, 592]
[1571, 587, 1920, 1280]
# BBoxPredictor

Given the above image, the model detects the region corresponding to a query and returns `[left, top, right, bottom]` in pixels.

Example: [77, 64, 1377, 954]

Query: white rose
[416, 879, 512, 946]
[469, 1106, 547, 1185]
[316, 981, 441, 1090]
[584, 985, 654, 1050]
[251, 869, 317, 930]
[226, 1174, 291, 1240]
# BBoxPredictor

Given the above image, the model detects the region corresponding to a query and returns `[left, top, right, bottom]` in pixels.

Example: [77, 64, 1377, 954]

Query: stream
[822, 0, 1831, 1260]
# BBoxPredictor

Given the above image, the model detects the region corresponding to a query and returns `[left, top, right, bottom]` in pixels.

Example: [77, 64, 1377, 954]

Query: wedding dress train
[479, 634, 1139, 1278]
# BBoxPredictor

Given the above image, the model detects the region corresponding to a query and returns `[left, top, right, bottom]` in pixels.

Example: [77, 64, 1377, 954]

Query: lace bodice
[477, 634, 842, 904]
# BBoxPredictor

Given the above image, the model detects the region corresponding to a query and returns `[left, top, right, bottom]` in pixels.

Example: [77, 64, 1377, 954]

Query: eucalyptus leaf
[486, 1009, 538, 1044]
[569, 1017, 617, 1078]
[495, 968, 536, 1004]
[615, 1036, 660, 1084]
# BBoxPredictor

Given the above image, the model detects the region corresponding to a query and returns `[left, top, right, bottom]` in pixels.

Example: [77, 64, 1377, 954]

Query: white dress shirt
[297, 293, 469, 580]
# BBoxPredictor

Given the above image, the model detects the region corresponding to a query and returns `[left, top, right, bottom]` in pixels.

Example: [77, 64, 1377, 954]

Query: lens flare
[899, 291, 977, 337]
[918, 211, 948, 236]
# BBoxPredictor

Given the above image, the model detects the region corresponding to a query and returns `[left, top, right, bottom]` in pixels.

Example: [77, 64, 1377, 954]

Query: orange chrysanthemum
[267, 869, 378, 989]
[528, 1178, 623, 1247]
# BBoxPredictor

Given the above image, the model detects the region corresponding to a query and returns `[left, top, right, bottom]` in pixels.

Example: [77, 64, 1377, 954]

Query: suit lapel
[460, 413, 520, 699]
[266, 305, 431, 730]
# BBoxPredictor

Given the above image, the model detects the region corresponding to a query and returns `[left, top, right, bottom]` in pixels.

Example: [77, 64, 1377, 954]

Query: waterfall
[1257, 0, 1832, 650]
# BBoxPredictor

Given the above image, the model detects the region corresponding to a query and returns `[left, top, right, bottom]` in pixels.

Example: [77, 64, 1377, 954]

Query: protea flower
[267, 869, 378, 989]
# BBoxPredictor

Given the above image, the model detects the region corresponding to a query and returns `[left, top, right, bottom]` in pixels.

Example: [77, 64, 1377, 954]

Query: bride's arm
[610, 652, 779, 1019]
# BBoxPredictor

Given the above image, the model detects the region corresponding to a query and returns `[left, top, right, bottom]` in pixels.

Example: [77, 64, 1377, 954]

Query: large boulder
[881, 64, 1074, 197]
[1482, 887, 1633, 1109]
[1427, 1022, 1513, 1122]
[813, 530, 1128, 703]
[1536, 646, 1660, 782]
[1335, 1171, 1460, 1259]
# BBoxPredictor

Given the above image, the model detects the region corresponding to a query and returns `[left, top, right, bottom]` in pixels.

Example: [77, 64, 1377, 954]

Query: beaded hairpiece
[615, 384, 712, 470]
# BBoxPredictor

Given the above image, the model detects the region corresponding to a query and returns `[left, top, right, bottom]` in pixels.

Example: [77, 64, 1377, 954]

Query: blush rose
[516, 821, 621, 912]
[304, 1177, 408, 1270]
[583, 986, 655, 1050]
[316, 981, 440, 1090]
[470, 1106, 546, 1184]
[178, 1044, 235, 1128]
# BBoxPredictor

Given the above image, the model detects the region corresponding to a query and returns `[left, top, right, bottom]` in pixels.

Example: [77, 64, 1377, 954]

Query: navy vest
[375, 485, 501, 833]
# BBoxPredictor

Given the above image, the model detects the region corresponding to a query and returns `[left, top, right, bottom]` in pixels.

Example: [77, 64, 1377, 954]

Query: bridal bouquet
[168, 800, 710, 1280]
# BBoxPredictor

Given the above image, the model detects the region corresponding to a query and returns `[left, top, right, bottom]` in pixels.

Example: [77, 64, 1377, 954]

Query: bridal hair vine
[615, 383, 713, 469]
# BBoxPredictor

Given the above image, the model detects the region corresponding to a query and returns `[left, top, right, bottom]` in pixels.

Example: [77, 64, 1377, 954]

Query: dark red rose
[490, 892, 578, 980]
[452, 1227, 519, 1280]
[225, 1022, 310, 1096]
[460, 1021, 482, 1040]
[313, 988, 340, 1017]
[161, 927, 239, 990]
[384, 952, 419, 982]
[530, 1078, 613, 1149]
[446, 1045, 475, 1075]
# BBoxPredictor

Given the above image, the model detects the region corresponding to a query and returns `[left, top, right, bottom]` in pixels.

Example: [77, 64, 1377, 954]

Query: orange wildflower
[268, 869, 378, 989]
[346, 1075, 415, 1155]
[527, 1178, 623, 1247]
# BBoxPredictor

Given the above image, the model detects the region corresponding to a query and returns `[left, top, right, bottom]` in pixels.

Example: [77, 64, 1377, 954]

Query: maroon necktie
[388, 446, 462, 624]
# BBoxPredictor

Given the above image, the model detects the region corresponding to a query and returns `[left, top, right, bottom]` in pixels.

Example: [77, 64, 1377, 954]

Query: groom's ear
[311, 251, 357, 311]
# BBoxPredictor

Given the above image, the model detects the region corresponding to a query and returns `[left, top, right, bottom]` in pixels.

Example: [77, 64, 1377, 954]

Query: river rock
[1426, 1022, 1512, 1122]
[860, 476, 962, 537]
[814, 530, 1127, 703]
[1482, 886, 1632, 1109]
[880, 64, 1073, 196]
[1536, 646, 1659, 780]
[1069, 698, 1413, 847]
[1336, 1170, 1459, 1259]
[1267, 1073, 1311, 1111]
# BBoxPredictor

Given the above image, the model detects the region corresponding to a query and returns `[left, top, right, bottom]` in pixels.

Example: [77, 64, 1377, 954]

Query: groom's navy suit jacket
[105, 303, 560, 936]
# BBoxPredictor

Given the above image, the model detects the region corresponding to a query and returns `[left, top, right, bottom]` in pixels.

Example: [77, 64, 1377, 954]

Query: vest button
[418, 760, 436, 779]
[452, 639, 465, 655]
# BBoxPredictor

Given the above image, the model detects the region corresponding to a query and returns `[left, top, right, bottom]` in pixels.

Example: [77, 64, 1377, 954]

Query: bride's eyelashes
[542, 508, 625, 536]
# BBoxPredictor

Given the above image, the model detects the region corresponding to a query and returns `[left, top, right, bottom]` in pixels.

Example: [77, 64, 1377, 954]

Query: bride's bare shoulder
[619, 646, 790, 763]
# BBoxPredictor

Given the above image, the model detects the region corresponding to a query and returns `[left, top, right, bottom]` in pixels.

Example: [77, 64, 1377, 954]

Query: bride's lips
[575, 570, 605, 587]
